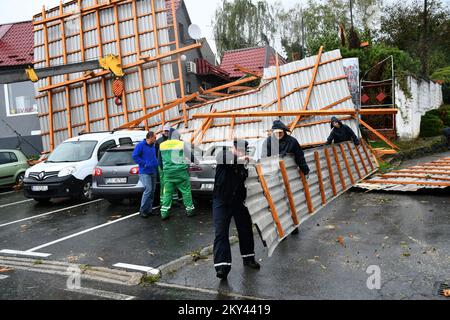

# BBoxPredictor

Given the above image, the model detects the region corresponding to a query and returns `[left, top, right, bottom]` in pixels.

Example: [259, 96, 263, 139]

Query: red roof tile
[0, 21, 34, 68]
[219, 46, 286, 78]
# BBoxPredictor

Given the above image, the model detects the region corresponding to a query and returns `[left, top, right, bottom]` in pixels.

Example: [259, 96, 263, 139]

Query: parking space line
[0, 191, 16, 196]
[113, 263, 160, 276]
[155, 282, 266, 300]
[65, 287, 135, 300]
[27, 212, 140, 253]
[0, 199, 104, 228]
[0, 250, 52, 258]
[0, 199, 34, 209]
[0, 275, 9, 280]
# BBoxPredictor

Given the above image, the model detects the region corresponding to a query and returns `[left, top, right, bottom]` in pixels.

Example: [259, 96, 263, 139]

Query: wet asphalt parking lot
[0, 151, 449, 300]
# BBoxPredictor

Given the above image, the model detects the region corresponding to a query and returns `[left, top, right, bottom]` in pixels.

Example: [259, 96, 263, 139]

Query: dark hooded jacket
[155, 127, 175, 165]
[213, 142, 249, 205]
[326, 117, 360, 145]
[261, 120, 310, 175]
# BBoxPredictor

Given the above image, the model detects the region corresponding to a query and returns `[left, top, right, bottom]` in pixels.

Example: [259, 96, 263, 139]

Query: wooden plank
[324, 148, 337, 196]
[363, 180, 450, 187]
[356, 117, 399, 150]
[314, 151, 327, 205]
[339, 144, 355, 185]
[360, 140, 375, 171]
[300, 170, 314, 214]
[201, 76, 258, 95]
[346, 142, 362, 179]
[332, 146, 346, 190]
[233, 64, 263, 77]
[279, 160, 299, 225]
[255, 164, 285, 238]
[192, 109, 398, 119]
[276, 54, 282, 112]
[170, 0, 188, 127]
[380, 174, 450, 182]
[392, 169, 449, 175]
[289, 46, 324, 132]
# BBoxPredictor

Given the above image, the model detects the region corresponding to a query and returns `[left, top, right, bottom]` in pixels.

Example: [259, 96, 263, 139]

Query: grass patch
[378, 161, 394, 173]
[396, 136, 445, 152]
[140, 274, 161, 285]
[369, 140, 391, 149]
[33, 260, 43, 265]
[188, 250, 208, 262]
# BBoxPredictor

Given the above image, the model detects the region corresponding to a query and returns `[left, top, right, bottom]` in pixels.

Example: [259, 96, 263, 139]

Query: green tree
[380, 0, 450, 76]
[213, 0, 277, 58]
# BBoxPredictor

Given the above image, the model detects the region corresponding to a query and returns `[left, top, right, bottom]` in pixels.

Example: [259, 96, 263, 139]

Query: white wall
[395, 76, 443, 140]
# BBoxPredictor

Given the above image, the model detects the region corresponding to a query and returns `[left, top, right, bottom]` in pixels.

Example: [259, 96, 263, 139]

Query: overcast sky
[3, 0, 447, 57]
[0, 0, 300, 56]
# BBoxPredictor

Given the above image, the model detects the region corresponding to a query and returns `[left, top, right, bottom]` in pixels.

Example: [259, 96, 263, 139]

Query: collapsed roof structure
[32, 0, 399, 256]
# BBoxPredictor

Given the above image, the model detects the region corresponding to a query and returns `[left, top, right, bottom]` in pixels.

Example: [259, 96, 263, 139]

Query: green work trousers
[160, 169, 194, 217]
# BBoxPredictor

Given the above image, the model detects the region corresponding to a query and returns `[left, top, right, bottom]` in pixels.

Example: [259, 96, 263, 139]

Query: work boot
[161, 212, 170, 221]
[186, 210, 197, 217]
[243, 258, 261, 270]
[216, 269, 229, 280]
[140, 211, 149, 219]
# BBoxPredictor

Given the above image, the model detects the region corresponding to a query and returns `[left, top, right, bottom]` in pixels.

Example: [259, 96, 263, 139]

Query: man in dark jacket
[213, 140, 260, 280]
[132, 131, 159, 218]
[262, 120, 310, 176]
[327, 117, 360, 145]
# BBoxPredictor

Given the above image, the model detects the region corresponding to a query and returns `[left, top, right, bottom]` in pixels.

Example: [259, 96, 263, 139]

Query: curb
[158, 236, 239, 276]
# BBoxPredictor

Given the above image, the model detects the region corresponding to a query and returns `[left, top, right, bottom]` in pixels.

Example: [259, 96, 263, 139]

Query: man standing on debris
[262, 120, 310, 176]
[132, 131, 159, 218]
[155, 125, 175, 204]
[326, 117, 360, 145]
[213, 139, 260, 280]
[159, 130, 198, 220]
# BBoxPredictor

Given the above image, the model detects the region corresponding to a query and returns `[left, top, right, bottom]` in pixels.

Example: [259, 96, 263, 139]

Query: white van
[23, 130, 147, 203]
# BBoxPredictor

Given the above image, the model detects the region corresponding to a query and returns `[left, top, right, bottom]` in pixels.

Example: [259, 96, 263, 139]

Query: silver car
[92, 145, 150, 204]
[189, 142, 258, 197]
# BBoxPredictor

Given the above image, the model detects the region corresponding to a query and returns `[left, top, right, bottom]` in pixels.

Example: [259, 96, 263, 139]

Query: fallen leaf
[109, 215, 122, 219]
[147, 251, 155, 256]
[336, 236, 345, 247]
[402, 253, 411, 257]
[98, 257, 104, 261]
[443, 289, 450, 297]
[0, 267, 13, 273]
[349, 233, 353, 238]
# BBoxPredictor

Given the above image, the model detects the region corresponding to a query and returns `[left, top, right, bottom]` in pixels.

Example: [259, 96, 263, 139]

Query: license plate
[201, 184, 214, 190]
[105, 178, 127, 184]
[32, 185, 48, 192]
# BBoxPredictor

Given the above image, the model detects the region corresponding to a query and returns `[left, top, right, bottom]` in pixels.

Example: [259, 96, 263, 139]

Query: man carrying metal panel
[159, 130, 198, 220]
[262, 120, 310, 176]
[327, 117, 360, 145]
[213, 140, 260, 280]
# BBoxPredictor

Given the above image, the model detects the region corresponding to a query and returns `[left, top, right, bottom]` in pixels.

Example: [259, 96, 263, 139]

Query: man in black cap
[213, 139, 260, 280]
[327, 117, 360, 145]
[262, 120, 310, 176]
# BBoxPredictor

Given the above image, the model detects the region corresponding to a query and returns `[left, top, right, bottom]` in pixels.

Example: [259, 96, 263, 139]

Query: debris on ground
[0, 267, 14, 273]
[336, 236, 345, 247]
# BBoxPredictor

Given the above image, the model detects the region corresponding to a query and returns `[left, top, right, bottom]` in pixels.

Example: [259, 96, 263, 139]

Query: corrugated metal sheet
[357, 157, 450, 192]
[33, 0, 181, 151]
[245, 141, 377, 257]
[180, 49, 359, 151]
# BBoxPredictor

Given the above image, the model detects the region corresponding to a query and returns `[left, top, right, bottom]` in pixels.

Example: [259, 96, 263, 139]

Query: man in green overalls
[158, 130, 198, 220]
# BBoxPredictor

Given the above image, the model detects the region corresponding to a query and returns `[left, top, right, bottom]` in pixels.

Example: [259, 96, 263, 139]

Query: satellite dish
[188, 24, 203, 40]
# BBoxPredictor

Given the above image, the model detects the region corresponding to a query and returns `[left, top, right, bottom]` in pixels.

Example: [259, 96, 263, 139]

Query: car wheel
[16, 173, 24, 185]
[78, 177, 93, 202]
[106, 198, 123, 205]
[34, 198, 51, 204]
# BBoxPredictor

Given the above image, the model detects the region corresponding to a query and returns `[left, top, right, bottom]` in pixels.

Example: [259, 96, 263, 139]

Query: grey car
[92, 145, 151, 204]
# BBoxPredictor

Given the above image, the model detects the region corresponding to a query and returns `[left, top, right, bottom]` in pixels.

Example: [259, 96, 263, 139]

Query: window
[179, 23, 185, 43]
[47, 141, 98, 163]
[0, 152, 18, 165]
[4, 82, 37, 116]
[97, 140, 117, 161]
[98, 150, 135, 166]
[186, 81, 192, 94]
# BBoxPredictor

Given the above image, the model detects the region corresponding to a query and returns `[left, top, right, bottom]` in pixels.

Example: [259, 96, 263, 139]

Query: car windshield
[47, 141, 97, 163]
[98, 150, 135, 166]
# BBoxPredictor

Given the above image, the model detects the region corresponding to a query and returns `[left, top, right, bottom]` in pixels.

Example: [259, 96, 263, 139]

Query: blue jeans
[139, 173, 156, 214]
